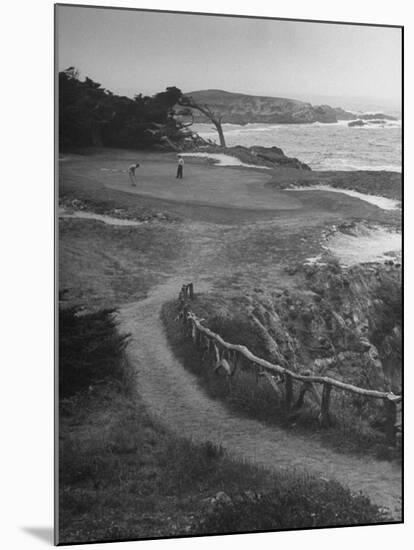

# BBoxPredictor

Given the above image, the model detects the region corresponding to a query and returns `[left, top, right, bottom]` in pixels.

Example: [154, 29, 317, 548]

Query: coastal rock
[360, 113, 397, 121]
[348, 119, 366, 127]
[200, 144, 311, 170]
[185, 89, 358, 124]
[250, 146, 311, 169]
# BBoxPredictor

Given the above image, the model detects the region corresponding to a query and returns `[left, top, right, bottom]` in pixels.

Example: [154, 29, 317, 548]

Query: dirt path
[118, 278, 402, 521]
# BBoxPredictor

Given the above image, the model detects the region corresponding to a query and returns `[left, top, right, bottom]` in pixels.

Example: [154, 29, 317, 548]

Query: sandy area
[59, 207, 143, 226]
[325, 227, 401, 266]
[180, 151, 271, 169]
[287, 184, 400, 211]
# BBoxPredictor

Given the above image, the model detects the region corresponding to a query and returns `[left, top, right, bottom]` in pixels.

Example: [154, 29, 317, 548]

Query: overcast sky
[57, 5, 402, 110]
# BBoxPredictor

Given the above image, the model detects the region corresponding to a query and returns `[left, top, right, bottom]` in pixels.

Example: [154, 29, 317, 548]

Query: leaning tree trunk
[179, 96, 227, 148]
[213, 120, 226, 147]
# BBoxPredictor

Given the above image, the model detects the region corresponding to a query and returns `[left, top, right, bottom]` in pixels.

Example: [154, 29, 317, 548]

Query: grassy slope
[59, 217, 185, 309]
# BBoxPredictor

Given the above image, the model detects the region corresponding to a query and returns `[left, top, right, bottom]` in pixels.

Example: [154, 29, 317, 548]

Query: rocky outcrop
[184, 90, 397, 125]
[295, 259, 402, 393]
[185, 90, 389, 125]
[359, 113, 396, 121]
[348, 119, 366, 127]
[348, 115, 398, 127]
[197, 255, 401, 395]
[201, 144, 311, 170]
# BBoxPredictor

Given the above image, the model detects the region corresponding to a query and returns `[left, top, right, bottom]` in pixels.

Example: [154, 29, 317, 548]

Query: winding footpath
[118, 278, 402, 521]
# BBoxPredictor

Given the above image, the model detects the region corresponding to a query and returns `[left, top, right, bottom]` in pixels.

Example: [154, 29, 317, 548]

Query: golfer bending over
[128, 162, 140, 186]
[176, 155, 184, 179]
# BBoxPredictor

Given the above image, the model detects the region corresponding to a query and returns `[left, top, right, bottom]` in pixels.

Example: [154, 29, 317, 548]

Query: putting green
[97, 156, 303, 211]
[60, 151, 391, 221]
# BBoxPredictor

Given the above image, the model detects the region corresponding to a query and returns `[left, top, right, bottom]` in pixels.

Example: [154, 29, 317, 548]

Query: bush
[59, 301, 129, 397]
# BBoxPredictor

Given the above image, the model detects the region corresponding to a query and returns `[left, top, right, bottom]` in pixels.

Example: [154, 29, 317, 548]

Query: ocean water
[192, 120, 401, 172]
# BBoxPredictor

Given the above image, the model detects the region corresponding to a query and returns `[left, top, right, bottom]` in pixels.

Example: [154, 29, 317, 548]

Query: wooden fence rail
[177, 282, 402, 446]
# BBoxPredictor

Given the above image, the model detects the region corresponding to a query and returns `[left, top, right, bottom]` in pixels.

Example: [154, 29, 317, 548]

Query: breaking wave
[192, 121, 401, 172]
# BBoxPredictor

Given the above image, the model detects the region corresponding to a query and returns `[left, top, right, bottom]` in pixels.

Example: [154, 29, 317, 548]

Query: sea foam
[192, 121, 401, 172]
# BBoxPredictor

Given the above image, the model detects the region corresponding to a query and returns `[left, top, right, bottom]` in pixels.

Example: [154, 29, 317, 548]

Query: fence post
[385, 398, 397, 447]
[226, 353, 232, 393]
[231, 350, 239, 377]
[285, 373, 293, 413]
[188, 282, 194, 300]
[181, 284, 187, 301]
[293, 371, 312, 411]
[182, 304, 189, 327]
[320, 383, 332, 427]
[196, 328, 202, 348]
[255, 365, 260, 385]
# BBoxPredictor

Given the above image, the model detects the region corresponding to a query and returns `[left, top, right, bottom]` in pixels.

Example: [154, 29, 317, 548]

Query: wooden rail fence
[177, 282, 402, 446]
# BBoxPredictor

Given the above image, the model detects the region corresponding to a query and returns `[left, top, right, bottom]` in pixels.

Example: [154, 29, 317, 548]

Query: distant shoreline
[186, 89, 398, 125]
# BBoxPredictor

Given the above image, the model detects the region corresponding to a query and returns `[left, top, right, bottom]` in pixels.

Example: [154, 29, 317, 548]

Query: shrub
[59, 302, 129, 397]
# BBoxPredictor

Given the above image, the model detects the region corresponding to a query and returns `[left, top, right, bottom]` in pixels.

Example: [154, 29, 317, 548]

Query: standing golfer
[176, 155, 184, 179]
[127, 162, 140, 186]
